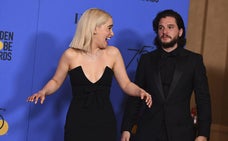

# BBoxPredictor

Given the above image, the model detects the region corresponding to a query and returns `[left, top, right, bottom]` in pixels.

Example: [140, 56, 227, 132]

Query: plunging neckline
[71, 66, 111, 84]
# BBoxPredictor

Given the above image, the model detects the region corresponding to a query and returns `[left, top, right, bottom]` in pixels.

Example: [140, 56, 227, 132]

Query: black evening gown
[64, 66, 117, 141]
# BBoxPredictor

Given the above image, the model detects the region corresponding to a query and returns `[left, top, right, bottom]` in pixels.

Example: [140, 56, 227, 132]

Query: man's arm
[193, 55, 212, 139]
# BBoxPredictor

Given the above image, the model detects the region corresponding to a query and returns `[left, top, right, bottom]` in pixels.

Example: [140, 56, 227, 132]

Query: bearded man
[121, 9, 212, 141]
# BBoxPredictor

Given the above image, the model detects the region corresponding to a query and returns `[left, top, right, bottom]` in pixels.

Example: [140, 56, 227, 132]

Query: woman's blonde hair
[69, 8, 112, 52]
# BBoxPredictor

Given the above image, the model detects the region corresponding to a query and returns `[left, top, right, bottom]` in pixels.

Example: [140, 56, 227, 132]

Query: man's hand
[195, 136, 207, 141]
[121, 131, 131, 141]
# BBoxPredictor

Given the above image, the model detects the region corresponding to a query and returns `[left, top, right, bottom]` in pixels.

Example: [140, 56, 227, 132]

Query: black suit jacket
[122, 48, 211, 141]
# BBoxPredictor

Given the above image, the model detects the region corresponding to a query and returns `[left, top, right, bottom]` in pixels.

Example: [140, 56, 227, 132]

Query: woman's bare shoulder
[63, 47, 81, 59]
[106, 46, 121, 56]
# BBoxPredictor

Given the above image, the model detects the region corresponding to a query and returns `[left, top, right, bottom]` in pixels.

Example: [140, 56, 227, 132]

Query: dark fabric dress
[64, 66, 117, 141]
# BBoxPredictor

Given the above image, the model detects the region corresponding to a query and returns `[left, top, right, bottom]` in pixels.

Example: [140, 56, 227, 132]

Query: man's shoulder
[141, 49, 159, 57]
[181, 48, 202, 57]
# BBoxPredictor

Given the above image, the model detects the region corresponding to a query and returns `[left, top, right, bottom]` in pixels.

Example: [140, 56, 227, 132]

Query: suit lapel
[154, 66, 165, 100]
[166, 50, 187, 100]
[151, 49, 188, 101]
[152, 52, 166, 100]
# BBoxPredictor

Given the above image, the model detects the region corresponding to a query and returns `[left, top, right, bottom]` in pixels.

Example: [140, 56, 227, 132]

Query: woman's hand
[27, 90, 46, 104]
[139, 90, 152, 108]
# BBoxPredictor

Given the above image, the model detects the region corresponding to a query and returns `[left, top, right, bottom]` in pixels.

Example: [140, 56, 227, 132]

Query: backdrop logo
[126, 45, 155, 69]
[0, 30, 14, 61]
[0, 108, 9, 136]
[74, 13, 82, 24]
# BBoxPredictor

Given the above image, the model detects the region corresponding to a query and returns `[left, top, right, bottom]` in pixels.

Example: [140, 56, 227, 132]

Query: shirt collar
[159, 47, 181, 58]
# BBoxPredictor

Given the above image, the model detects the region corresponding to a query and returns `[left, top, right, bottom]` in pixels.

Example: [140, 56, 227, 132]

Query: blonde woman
[27, 8, 152, 141]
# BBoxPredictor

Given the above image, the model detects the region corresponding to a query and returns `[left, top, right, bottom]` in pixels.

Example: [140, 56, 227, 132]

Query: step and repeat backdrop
[0, 0, 189, 140]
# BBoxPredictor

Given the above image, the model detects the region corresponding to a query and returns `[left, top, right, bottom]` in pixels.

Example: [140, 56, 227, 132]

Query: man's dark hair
[153, 9, 186, 48]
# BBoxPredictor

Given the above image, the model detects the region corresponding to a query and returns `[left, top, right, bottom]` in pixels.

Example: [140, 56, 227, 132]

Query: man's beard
[159, 36, 179, 49]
